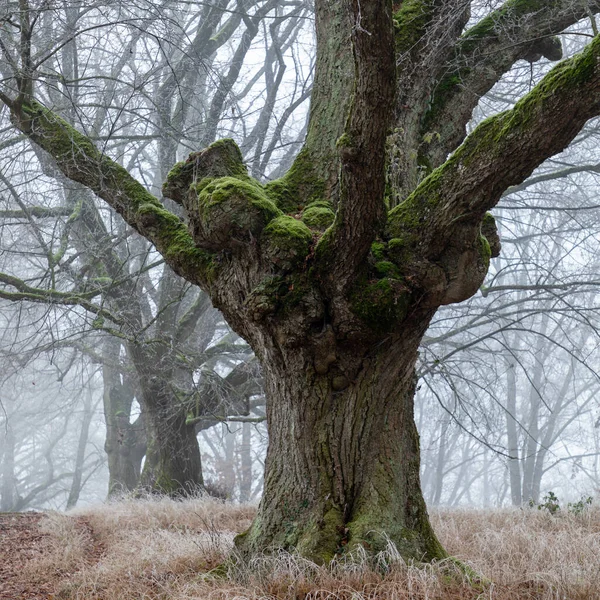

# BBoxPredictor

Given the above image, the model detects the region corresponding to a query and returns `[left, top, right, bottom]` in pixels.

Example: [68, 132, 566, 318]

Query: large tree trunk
[140, 403, 203, 495]
[236, 321, 445, 563]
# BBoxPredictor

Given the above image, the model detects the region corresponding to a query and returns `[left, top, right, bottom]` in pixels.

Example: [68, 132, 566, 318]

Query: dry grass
[25, 497, 600, 599]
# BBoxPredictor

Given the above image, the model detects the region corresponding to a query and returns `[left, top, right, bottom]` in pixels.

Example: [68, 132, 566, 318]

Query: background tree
[0, 0, 309, 496]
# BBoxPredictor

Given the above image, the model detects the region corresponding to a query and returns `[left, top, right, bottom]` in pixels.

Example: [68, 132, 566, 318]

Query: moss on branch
[163, 139, 250, 204]
[187, 177, 281, 250]
[393, 0, 434, 54]
[301, 204, 335, 230]
[262, 215, 313, 269]
[13, 100, 216, 287]
[264, 148, 326, 213]
[389, 33, 600, 247]
[350, 277, 411, 332]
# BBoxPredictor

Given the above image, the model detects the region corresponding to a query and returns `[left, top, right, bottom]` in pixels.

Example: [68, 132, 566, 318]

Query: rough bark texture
[236, 317, 444, 562]
[6, 0, 600, 564]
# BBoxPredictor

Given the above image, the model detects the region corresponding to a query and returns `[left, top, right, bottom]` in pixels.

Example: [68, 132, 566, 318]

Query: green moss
[264, 215, 312, 248]
[350, 278, 411, 332]
[296, 504, 345, 563]
[302, 205, 335, 230]
[335, 132, 353, 148]
[166, 160, 185, 182]
[386, 165, 444, 239]
[371, 241, 386, 261]
[264, 148, 326, 213]
[422, 0, 563, 134]
[482, 212, 495, 228]
[391, 36, 600, 244]
[195, 177, 281, 246]
[92, 316, 104, 329]
[374, 261, 401, 278]
[461, 0, 552, 54]
[163, 139, 250, 203]
[21, 100, 99, 162]
[305, 200, 333, 210]
[191, 177, 215, 194]
[136, 202, 217, 283]
[262, 215, 313, 267]
[479, 234, 491, 268]
[199, 177, 275, 212]
[421, 72, 465, 135]
[206, 138, 249, 178]
[393, 0, 432, 54]
[154, 470, 180, 495]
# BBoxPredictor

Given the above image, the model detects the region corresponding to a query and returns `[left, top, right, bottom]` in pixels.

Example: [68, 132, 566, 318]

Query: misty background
[1, 0, 600, 512]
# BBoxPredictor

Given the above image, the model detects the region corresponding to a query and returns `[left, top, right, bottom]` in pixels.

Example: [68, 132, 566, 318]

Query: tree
[0, 0, 306, 497]
[0, 337, 106, 511]
[4, 0, 600, 562]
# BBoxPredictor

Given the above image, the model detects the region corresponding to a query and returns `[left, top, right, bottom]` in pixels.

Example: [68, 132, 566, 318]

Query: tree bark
[130, 344, 203, 495]
[235, 316, 444, 563]
[102, 340, 147, 495]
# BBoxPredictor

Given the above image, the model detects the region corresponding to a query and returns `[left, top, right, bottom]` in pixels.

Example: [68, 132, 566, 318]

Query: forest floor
[1, 498, 600, 599]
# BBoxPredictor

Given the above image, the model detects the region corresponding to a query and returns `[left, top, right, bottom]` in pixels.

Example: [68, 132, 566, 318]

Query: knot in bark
[162, 139, 248, 205]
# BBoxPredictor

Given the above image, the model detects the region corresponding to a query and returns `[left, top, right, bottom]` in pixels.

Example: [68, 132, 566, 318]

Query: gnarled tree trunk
[129, 344, 204, 495]
[236, 318, 444, 562]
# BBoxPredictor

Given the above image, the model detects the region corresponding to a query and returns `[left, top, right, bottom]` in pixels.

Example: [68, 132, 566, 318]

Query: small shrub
[568, 495, 593, 515]
[528, 492, 594, 516]
[529, 491, 561, 515]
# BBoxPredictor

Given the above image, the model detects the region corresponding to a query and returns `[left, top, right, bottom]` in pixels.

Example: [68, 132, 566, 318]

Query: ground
[0, 512, 104, 600]
[1, 498, 599, 599]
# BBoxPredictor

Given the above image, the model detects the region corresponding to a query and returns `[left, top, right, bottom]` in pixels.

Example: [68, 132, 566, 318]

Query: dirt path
[0, 512, 105, 600]
[0, 512, 54, 600]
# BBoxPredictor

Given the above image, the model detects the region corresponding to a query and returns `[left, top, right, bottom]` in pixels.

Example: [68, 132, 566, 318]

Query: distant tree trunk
[239, 422, 253, 503]
[522, 327, 548, 504]
[140, 404, 203, 495]
[0, 426, 16, 511]
[132, 344, 203, 495]
[506, 359, 522, 506]
[431, 414, 451, 505]
[483, 448, 490, 508]
[102, 340, 146, 495]
[66, 388, 95, 509]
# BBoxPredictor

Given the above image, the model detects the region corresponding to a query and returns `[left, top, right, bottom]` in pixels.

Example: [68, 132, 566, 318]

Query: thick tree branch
[6, 99, 215, 290]
[388, 34, 600, 262]
[422, 0, 600, 168]
[315, 0, 395, 293]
